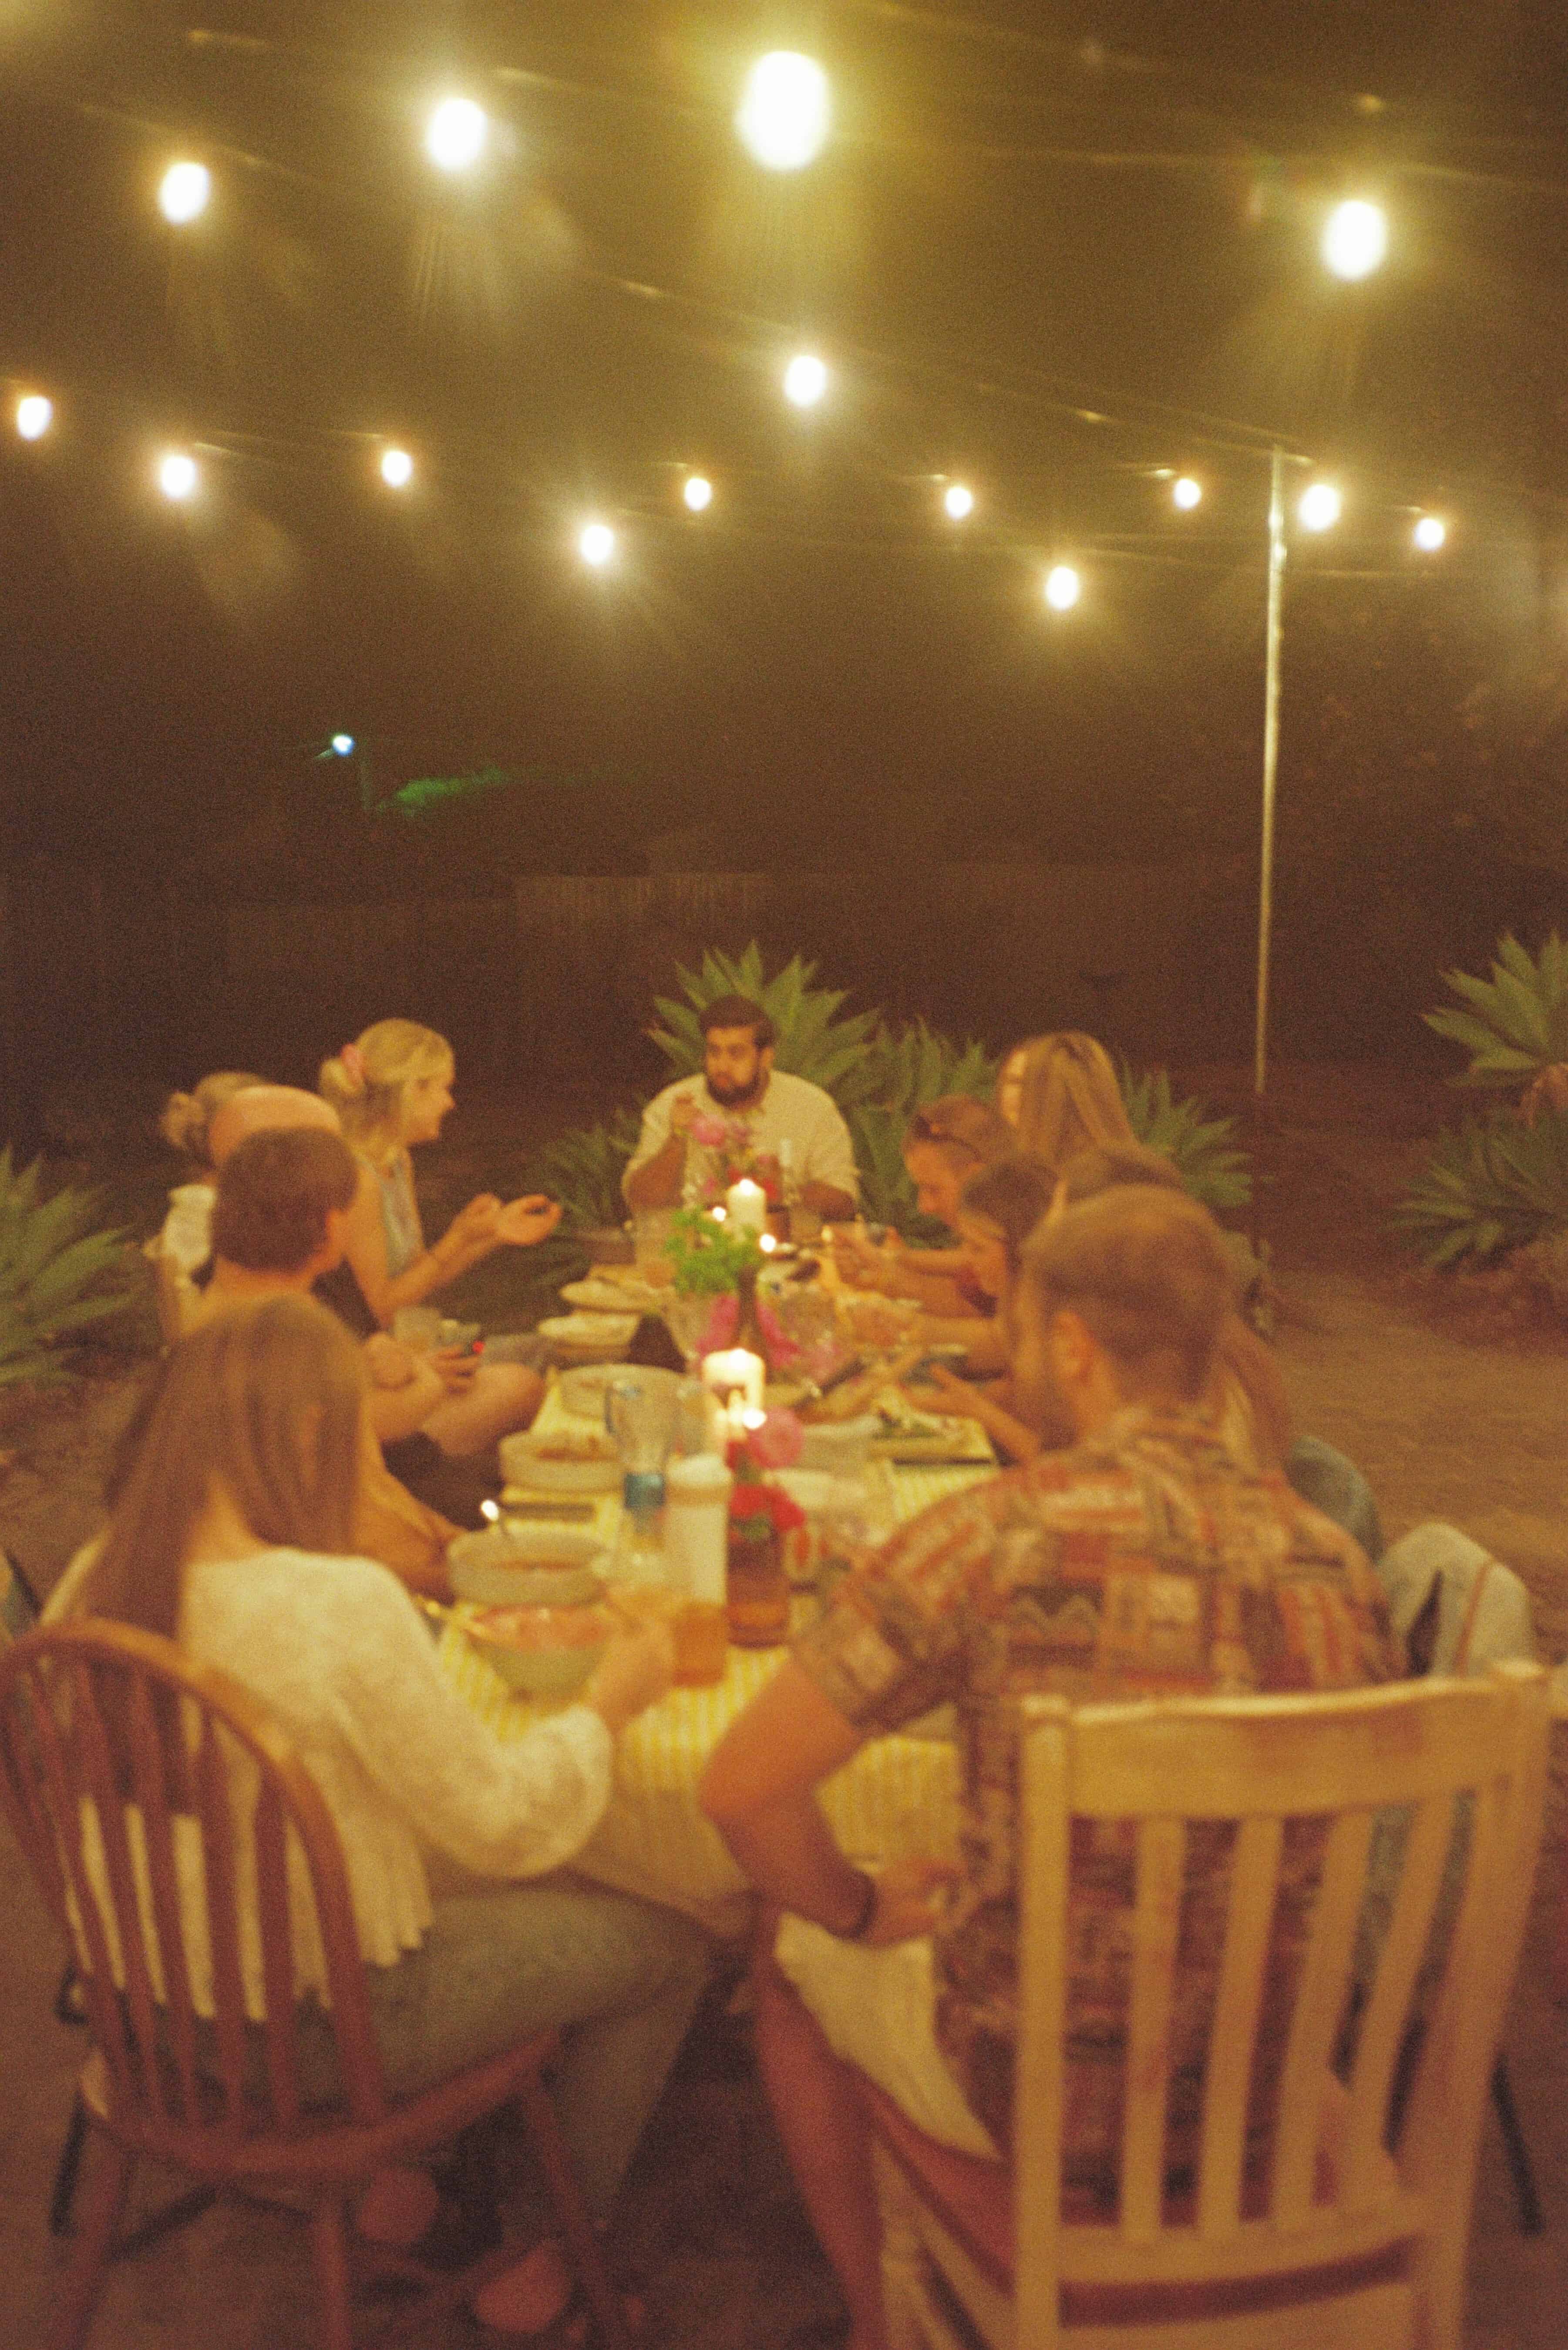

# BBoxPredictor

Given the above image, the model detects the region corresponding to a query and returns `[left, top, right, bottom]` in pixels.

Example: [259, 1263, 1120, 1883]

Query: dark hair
[1022, 1185, 1234, 1402]
[212, 1128, 358, 1274]
[958, 1158, 1058, 1285]
[905, 1095, 1013, 1171]
[698, 995, 776, 1050]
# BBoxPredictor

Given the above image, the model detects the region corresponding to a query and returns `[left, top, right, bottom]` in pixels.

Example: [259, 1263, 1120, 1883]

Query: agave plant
[0, 1150, 143, 1386]
[1393, 1110, 1568, 1268]
[649, 944, 884, 1104]
[1118, 1066, 1253, 1214]
[863, 1018, 1000, 1126]
[534, 1107, 643, 1231]
[1423, 932, 1568, 1111]
[843, 1104, 949, 1243]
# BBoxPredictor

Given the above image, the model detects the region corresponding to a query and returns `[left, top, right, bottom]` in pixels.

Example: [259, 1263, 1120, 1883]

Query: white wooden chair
[867, 1664, 1550, 2350]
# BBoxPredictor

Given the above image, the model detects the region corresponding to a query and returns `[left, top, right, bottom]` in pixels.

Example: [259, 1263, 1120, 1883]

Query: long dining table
[436, 1374, 997, 1938]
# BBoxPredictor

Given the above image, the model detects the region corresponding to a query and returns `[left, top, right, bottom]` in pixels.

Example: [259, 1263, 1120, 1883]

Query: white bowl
[538, 1312, 641, 1362]
[499, 1428, 622, 1493]
[448, 1524, 610, 1608]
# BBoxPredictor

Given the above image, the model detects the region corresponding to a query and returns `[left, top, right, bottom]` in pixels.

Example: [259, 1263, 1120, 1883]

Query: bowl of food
[463, 1601, 613, 1698]
[499, 1426, 622, 1493]
[558, 1361, 681, 1420]
[447, 1524, 609, 1608]
[537, 1311, 642, 1363]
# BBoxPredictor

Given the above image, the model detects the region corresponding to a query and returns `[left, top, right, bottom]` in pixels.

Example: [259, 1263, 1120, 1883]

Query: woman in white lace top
[74, 1295, 710, 2333]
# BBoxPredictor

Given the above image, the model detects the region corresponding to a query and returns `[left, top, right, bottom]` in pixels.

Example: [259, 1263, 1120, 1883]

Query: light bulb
[943, 484, 975, 520]
[1043, 564, 1081, 611]
[1172, 476, 1202, 511]
[1413, 514, 1447, 552]
[1298, 482, 1342, 532]
[426, 98, 487, 172]
[158, 452, 198, 501]
[683, 475, 713, 512]
[158, 161, 211, 225]
[380, 447, 414, 489]
[736, 53, 831, 171]
[15, 394, 52, 441]
[579, 522, 615, 567]
[1322, 199, 1387, 281]
[783, 353, 828, 408]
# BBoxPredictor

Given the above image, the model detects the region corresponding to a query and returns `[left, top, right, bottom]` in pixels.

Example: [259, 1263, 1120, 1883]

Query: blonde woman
[73, 1298, 709, 2337]
[997, 1030, 1137, 1177]
[320, 1021, 560, 1453]
[156, 1070, 266, 1278]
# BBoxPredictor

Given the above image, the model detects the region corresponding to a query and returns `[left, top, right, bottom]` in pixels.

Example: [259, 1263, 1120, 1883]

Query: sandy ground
[1, 1065, 1565, 2346]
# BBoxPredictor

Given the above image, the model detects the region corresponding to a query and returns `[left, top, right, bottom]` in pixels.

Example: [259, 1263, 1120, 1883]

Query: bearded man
[622, 993, 857, 1221]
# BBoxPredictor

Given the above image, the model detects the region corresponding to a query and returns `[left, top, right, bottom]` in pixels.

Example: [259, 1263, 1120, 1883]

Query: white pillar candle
[726, 1177, 768, 1234]
[702, 1347, 766, 1417]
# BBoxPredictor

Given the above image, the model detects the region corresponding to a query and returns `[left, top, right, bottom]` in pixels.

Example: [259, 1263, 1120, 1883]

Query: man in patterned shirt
[702, 1184, 1403, 2350]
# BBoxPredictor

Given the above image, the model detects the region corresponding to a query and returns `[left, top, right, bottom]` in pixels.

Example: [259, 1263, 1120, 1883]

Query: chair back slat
[125, 1673, 203, 2124]
[254, 1780, 303, 2130]
[1119, 1817, 1184, 2240]
[1337, 1791, 1452, 2208]
[10, 1666, 135, 2100]
[1270, 1807, 1374, 2225]
[1195, 1812, 1283, 2236]
[67, 1652, 172, 2123]
[193, 1713, 252, 2130]
[0, 1622, 391, 2166]
[1004, 1669, 1550, 2340]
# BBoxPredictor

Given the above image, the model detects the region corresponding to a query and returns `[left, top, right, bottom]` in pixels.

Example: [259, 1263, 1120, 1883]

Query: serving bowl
[499, 1426, 622, 1494]
[447, 1523, 609, 1608]
[463, 1602, 612, 1698]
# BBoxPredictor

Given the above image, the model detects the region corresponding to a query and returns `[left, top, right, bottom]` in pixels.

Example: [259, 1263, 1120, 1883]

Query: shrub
[1117, 1066, 1253, 1214]
[1423, 931, 1568, 1109]
[535, 1107, 643, 1231]
[1393, 1111, 1568, 1268]
[0, 1151, 144, 1386]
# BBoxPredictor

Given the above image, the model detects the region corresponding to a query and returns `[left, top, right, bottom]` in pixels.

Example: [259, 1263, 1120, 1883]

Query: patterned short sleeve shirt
[793, 1406, 1405, 2197]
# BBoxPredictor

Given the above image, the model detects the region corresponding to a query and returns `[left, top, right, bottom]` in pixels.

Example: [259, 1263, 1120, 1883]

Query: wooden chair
[0, 1619, 634, 2350]
[865, 1664, 1549, 2350]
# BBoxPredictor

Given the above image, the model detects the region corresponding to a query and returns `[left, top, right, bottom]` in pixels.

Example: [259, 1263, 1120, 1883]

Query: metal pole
[1254, 444, 1286, 1101]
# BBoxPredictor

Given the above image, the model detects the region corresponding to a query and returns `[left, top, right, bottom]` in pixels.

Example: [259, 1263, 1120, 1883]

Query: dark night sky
[3, 2, 1568, 872]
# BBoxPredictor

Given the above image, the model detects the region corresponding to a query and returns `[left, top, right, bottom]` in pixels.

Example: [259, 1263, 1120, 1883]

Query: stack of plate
[536, 1310, 641, 1362]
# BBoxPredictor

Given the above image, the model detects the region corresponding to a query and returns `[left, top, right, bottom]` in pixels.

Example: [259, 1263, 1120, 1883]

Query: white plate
[561, 1278, 661, 1313]
[499, 1430, 622, 1492]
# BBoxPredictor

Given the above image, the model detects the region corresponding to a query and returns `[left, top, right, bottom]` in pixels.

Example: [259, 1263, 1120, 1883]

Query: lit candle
[702, 1347, 766, 1418]
[726, 1177, 767, 1234]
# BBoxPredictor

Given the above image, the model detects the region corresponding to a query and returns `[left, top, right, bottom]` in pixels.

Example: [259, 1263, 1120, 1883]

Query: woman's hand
[860, 1856, 958, 1946]
[831, 1227, 902, 1290]
[446, 1194, 503, 1252]
[363, 1333, 420, 1389]
[431, 1344, 480, 1397]
[493, 1194, 562, 1247]
[583, 1604, 675, 1735]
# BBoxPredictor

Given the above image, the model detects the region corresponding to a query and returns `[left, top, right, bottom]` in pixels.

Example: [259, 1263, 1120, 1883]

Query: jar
[726, 1509, 789, 1648]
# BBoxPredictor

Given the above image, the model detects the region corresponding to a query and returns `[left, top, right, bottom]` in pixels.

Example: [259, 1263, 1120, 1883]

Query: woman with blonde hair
[155, 1069, 266, 1278]
[997, 1030, 1137, 1178]
[74, 1296, 710, 2336]
[320, 1021, 560, 1453]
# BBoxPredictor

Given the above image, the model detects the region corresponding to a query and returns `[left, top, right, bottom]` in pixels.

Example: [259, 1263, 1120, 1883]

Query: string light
[1298, 481, 1342, 532]
[942, 483, 975, 520]
[783, 353, 828, 408]
[330, 733, 355, 755]
[1413, 514, 1447, 552]
[1322, 199, 1388, 281]
[15, 393, 52, 441]
[1044, 564, 1081, 611]
[579, 521, 615, 567]
[158, 161, 211, 225]
[1172, 475, 1202, 510]
[380, 446, 414, 489]
[683, 474, 713, 512]
[158, 452, 198, 501]
[425, 98, 487, 172]
[735, 53, 831, 171]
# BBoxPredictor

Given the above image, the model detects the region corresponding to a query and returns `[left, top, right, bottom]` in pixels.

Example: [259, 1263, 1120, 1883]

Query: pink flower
[689, 1113, 731, 1149]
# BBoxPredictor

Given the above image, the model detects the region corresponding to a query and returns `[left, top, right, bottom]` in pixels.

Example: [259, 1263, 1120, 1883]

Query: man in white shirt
[622, 994, 858, 1220]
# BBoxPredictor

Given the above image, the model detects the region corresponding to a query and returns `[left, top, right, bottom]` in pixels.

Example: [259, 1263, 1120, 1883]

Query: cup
[606, 1376, 680, 1474]
[392, 1305, 444, 1352]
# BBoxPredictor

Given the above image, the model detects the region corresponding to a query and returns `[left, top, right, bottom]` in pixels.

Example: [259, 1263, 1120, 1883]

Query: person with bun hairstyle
[67, 1297, 709, 2335]
[320, 1022, 561, 1455]
[156, 1069, 267, 1279]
